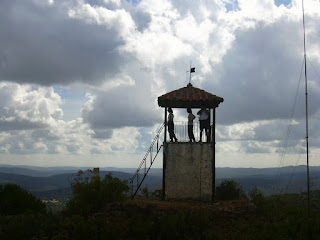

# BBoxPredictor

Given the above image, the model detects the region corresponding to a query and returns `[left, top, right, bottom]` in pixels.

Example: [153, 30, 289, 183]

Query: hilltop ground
[89, 195, 320, 240]
[91, 198, 257, 239]
[98, 198, 256, 218]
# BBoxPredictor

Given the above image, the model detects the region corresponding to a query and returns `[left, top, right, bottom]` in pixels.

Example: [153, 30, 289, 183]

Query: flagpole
[187, 63, 195, 84]
[189, 62, 192, 84]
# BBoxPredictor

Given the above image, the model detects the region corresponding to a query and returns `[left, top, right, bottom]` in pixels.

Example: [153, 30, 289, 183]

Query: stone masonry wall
[164, 142, 213, 201]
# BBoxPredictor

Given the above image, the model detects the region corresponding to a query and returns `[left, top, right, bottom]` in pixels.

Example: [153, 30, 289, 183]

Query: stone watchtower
[158, 83, 223, 201]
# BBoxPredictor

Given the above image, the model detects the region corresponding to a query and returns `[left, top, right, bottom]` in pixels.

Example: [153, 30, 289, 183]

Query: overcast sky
[0, 0, 319, 168]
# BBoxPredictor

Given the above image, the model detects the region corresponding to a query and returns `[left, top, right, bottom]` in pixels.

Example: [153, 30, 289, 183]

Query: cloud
[0, 114, 142, 156]
[0, 0, 128, 85]
[0, 82, 63, 131]
[91, 129, 113, 139]
[81, 78, 162, 129]
[211, 13, 320, 125]
[1, 0, 320, 166]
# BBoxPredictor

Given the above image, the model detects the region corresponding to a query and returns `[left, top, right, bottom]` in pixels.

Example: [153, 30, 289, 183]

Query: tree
[65, 170, 129, 216]
[141, 186, 150, 198]
[215, 180, 246, 201]
[248, 187, 265, 207]
[0, 184, 45, 215]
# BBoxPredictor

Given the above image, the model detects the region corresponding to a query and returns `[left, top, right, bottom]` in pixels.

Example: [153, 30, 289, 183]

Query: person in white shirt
[197, 106, 210, 142]
[187, 108, 196, 142]
[168, 108, 178, 142]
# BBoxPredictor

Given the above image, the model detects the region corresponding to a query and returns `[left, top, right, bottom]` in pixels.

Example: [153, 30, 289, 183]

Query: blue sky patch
[54, 86, 87, 121]
[53, 86, 86, 100]
[274, 0, 292, 7]
[127, 0, 141, 6]
[224, 0, 240, 12]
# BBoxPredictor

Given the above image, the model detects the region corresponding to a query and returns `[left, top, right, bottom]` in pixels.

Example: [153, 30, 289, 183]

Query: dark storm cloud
[0, 120, 46, 131]
[91, 129, 113, 139]
[82, 84, 161, 129]
[0, 0, 126, 85]
[210, 19, 320, 125]
[31, 129, 60, 141]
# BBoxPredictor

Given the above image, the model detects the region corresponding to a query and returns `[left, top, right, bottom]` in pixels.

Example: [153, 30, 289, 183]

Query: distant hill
[1, 165, 319, 199]
[0, 164, 163, 176]
[2, 164, 319, 178]
[0, 168, 161, 199]
[0, 166, 78, 177]
[215, 165, 320, 179]
[0, 172, 74, 191]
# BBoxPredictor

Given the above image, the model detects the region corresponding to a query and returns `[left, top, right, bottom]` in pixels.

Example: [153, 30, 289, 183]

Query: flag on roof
[190, 67, 195, 72]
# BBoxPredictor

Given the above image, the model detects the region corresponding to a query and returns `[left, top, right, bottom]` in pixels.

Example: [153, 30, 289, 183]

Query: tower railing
[170, 121, 199, 142]
[130, 123, 165, 199]
[167, 121, 213, 142]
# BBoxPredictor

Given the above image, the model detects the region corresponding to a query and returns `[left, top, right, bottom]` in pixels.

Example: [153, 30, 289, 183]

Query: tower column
[212, 108, 216, 202]
[163, 107, 167, 200]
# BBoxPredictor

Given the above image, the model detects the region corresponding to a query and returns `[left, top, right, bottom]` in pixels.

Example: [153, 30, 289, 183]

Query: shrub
[248, 187, 265, 207]
[65, 170, 129, 216]
[151, 189, 163, 200]
[140, 186, 150, 198]
[215, 180, 246, 201]
[0, 184, 46, 215]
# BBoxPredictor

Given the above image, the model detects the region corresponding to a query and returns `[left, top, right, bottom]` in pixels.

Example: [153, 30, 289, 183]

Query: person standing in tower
[168, 107, 178, 142]
[197, 106, 210, 142]
[187, 108, 196, 142]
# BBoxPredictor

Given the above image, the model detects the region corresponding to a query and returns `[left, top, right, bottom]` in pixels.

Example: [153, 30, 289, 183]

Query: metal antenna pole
[302, 0, 310, 215]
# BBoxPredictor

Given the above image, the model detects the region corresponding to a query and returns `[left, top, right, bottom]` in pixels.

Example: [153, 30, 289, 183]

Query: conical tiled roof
[158, 83, 223, 108]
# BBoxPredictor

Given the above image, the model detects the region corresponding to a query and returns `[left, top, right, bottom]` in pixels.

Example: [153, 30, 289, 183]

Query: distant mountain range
[0, 164, 319, 199]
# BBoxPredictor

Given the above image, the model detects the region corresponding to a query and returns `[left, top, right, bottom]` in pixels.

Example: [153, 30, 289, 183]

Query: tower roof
[158, 83, 224, 108]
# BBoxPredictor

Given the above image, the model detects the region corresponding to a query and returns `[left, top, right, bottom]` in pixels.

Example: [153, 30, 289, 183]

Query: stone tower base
[164, 142, 214, 201]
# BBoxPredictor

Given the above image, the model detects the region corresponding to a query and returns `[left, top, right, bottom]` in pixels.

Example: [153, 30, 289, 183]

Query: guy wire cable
[307, 57, 320, 82]
[284, 139, 305, 193]
[273, 58, 304, 194]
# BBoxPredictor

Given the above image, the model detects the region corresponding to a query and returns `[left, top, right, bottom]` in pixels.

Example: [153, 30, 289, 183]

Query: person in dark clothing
[197, 106, 210, 142]
[168, 108, 178, 142]
[187, 108, 196, 142]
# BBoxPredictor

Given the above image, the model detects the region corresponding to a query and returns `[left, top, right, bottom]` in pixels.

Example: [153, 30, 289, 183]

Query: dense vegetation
[0, 184, 46, 215]
[65, 170, 129, 216]
[0, 171, 320, 239]
[215, 180, 246, 200]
